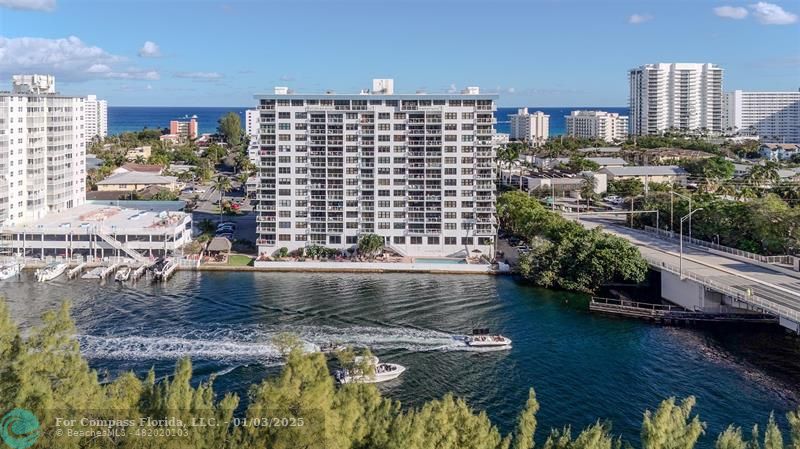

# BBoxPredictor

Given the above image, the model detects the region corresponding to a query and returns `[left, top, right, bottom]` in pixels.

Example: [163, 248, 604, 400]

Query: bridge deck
[576, 217, 800, 323]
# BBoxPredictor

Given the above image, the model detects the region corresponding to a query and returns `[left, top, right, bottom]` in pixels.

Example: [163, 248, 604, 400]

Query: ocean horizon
[108, 106, 630, 137]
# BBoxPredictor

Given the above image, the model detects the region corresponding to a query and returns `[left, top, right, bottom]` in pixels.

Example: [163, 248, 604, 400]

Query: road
[576, 216, 800, 323]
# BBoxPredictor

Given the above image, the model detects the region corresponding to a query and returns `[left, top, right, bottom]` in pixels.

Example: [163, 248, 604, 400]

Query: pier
[132, 264, 147, 282]
[589, 297, 777, 325]
[67, 262, 86, 279]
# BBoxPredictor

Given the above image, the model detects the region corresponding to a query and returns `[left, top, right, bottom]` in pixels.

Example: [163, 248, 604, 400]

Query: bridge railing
[642, 226, 795, 266]
[643, 254, 800, 323]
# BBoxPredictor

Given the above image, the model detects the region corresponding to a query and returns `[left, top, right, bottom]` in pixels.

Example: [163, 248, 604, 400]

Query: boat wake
[77, 325, 489, 362]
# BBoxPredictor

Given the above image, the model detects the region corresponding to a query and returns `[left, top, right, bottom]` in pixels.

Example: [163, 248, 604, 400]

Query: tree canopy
[1, 299, 798, 449]
[217, 112, 243, 147]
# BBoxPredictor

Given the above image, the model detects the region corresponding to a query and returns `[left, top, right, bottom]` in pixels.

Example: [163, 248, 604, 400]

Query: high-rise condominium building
[253, 79, 497, 258]
[629, 63, 723, 136]
[245, 109, 259, 138]
[0, 75, 87, 226]
[723, 90, 800, 143]
[84, 94, 108, 144]
[169, 116, 198, 140]
[565, 110, 628, 142]
[509, 108, 549, 145]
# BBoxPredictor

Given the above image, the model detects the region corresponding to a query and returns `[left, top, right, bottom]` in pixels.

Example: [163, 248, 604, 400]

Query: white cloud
[507, 87, 516, 94]
[86, 63, 111, 73]
[174, 71, 223, 81]
[749, 2, 797, 24]
[138, 41, 161, 58]
[714, 5, 749, 19]
[105, 69, 159, 80]
[0, 35, 158, 82]
[146, 84, 153, 90]
[0, 0, 55, 12]
[628, 13, 653, 24]
[447, 83, 458, 94]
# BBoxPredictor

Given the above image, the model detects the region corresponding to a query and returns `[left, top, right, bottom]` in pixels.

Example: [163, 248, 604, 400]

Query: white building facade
[245, 108, 259, 139]
[253, 80, 497, 258]
[509, 108, 549, 145]
[0, 75, 87, 227]
[84, 94, 108, 144]
[565, 110, 628, 142]
[629, 63, 723, 136]
[723, 90, 800, 143]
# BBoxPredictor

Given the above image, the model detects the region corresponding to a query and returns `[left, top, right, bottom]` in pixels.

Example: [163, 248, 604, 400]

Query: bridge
[572, 215, 800, 333]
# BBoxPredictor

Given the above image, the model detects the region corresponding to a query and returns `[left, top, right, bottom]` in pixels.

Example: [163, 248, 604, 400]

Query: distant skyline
[1, 0, 798, 107]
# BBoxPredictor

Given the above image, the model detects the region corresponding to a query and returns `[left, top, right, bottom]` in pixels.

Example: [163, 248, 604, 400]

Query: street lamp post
[679, 208, 704, 279]
[670, 191, 692, 239]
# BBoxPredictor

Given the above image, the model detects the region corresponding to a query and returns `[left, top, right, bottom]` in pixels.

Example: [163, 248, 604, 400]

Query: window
[462, 237, 473, 245]
[410, 237, 422, 244]
[393, 236, 405, 244]
[279, 234, 291, 241]
[428, 236, 439, 244]
[445, 237, 457, 245]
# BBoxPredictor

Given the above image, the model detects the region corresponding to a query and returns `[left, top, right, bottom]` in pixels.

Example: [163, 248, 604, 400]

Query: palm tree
[213, 175, 232, 221]
[746, 162, 780, 188]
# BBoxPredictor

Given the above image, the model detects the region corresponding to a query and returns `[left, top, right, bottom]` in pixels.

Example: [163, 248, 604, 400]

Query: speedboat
[150, 257, 174, 281]
[0, 262, 22, 280]
[335, 356, 406, 384]
[35, 262, 68, 282]
[464, 328, 512, 349]
[115, 266, 131, 282]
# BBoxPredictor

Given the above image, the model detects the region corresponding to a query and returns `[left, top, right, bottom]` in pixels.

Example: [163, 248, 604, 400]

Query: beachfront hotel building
[0, 75, 87, 227]
[246, 109, 259, 138]
[169, 115, 198, 140]
[564, 110, 628, 143]
[84, 94, 108, 144]
[252, 79, 497, 258]
[629, 63, 723, 136]
[723, 90, 800, 143]
[509, 108, 549, 145]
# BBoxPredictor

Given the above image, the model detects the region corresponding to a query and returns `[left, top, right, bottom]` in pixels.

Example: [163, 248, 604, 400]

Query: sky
[0, 0, 798, 107]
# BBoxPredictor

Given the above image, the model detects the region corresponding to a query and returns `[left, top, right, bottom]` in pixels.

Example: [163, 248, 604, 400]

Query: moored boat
[464, 328, 512, 349]
[115, 266, 131, 282]
[0, 262, 22, 280]
[35, 262, 68, 282]
[335, 355, 406, 384]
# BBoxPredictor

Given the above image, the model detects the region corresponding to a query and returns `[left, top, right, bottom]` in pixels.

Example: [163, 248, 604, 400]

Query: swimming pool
[414, 258, 466, 264]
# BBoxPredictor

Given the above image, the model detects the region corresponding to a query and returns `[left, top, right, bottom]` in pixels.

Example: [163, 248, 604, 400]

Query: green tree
[217, 112, 243, 147]
[608, 178, 645, 198]
[213, 175, 232, 221]
[357, 233, 384, 259]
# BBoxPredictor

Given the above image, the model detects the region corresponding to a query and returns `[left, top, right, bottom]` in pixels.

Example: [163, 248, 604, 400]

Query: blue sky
[1, 0, 798, 107]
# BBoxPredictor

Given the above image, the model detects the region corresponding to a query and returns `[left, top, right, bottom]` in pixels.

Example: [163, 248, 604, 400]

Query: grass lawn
[227, 254, 254, 266]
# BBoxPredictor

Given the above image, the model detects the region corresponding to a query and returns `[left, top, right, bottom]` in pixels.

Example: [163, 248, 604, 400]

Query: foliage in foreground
[497, 191, 648, 293]
[1, 299, 799, 449]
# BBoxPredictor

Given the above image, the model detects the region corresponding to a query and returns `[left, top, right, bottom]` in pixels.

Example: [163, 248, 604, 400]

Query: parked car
[605, 195, 624, 205]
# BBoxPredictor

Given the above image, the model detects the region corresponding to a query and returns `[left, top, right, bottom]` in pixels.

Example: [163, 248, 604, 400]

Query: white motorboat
[115, 266, 131, 282]
[35, 262, 68, 282]
[0, 263, 22, 280]
[335, 356, 406, 384]
[464, 328, 512, 349]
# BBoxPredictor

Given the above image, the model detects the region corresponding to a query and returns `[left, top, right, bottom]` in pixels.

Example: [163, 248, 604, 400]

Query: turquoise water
[1, 272, 797, 447]
[415, 258, 466, 264]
